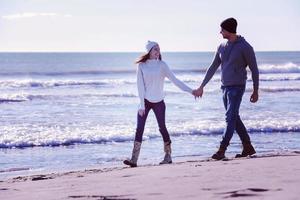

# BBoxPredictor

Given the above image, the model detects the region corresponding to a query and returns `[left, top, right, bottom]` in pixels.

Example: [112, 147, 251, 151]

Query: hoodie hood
[223, 36, 246, 61]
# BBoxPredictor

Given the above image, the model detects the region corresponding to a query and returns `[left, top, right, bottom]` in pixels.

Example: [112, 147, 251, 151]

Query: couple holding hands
[124, 17, 259, 167]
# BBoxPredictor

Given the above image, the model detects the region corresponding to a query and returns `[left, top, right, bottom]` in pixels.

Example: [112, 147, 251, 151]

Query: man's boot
[235, 142, 256, 158]
[123, 141, 142, 167]
[159, 141, 172, 164]
[212, 145, 227, 160]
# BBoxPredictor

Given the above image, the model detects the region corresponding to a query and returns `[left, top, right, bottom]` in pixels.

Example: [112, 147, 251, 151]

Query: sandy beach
[1, 152, 300, 200]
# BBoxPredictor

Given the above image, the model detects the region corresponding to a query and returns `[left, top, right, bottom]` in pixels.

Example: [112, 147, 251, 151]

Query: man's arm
[244, 46, 259, 103]
[194, 48, 221, 97]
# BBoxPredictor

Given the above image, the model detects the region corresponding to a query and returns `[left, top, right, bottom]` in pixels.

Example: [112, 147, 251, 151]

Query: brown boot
[212, 145, 227, 160]
[235, 142, 256, 158]
[123, 141, 141, 167]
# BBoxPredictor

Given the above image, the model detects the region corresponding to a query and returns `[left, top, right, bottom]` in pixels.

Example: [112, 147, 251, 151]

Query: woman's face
[149, 45, 160, 59]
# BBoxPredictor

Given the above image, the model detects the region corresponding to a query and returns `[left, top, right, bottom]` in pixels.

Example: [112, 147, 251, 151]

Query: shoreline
[2, 132, 300, 181]
[1, 152, 300, 200]
[1, 149, 297, 181]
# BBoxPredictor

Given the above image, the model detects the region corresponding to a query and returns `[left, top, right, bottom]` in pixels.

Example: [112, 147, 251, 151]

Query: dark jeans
[220, 85, 251, 147]
[135, 99, 171, 143]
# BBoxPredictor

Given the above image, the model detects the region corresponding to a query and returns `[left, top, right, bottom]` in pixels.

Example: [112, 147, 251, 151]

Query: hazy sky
[1, 0, 299, 52]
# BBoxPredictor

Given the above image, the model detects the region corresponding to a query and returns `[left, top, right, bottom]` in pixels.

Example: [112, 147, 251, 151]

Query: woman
[123, 41, 194, 167]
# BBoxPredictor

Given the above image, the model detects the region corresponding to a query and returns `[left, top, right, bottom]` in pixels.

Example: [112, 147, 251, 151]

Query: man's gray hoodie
[201, 36, 259, 91]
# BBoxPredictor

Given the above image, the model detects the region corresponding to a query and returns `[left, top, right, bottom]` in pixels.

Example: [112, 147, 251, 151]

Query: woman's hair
[135, 51, 162, 64]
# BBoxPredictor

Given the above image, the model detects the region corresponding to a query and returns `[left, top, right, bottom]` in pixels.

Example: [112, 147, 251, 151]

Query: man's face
[220, 28, 230, 39]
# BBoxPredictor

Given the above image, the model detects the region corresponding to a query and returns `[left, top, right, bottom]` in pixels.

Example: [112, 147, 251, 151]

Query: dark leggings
[135, 99, 171, 143]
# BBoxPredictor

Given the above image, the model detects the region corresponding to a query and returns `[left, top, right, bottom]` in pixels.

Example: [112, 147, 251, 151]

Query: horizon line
[0, 50, 300, 53]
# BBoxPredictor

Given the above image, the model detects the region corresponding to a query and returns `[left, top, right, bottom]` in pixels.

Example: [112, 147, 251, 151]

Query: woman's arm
[137, 64, 146, 109]
[162, 62, 193, 94]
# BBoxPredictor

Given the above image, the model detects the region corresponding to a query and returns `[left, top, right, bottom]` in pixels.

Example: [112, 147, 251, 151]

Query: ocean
[0, 52, 300, 179]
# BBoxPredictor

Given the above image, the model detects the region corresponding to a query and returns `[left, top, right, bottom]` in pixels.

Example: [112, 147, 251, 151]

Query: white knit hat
[145, 40, 158, 53]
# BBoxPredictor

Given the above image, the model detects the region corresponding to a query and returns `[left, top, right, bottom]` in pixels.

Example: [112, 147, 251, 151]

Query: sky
[0, 0, 299, 52]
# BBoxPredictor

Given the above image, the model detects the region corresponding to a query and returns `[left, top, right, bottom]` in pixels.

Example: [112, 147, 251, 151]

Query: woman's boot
[123, 141, 142, 167]
[160, 141, 172, 164]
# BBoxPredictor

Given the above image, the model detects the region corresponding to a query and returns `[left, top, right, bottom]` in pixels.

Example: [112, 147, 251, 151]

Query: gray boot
[123, 141, 141, 167]
[159, 141, 172, 164]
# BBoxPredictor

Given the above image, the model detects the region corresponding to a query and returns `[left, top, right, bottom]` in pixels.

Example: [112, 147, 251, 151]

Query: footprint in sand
[218, 188, 281, 198]
[68, 195, 135, 200]
[31, 175, 53, 181]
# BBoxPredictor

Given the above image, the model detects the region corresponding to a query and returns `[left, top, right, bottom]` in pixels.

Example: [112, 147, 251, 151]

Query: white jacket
[137, 59, 192, 109]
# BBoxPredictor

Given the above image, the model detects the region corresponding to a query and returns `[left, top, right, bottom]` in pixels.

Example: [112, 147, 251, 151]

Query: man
[193, 17, 259, 160]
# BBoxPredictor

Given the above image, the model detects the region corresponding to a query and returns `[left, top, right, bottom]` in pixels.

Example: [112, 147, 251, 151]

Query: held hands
[192, 86, 204, 99]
